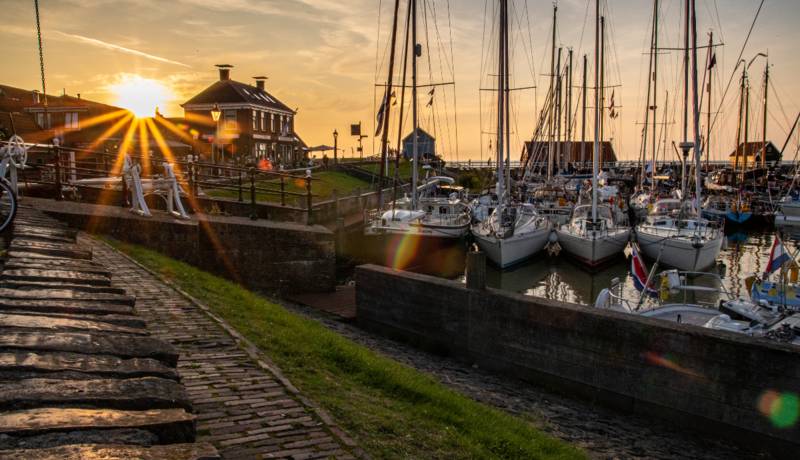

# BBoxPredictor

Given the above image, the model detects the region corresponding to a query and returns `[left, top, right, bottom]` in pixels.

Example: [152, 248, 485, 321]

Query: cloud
[49, 30, 191, 68]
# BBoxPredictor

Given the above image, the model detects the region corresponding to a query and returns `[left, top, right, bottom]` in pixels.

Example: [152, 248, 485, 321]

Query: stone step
[0, 427, 159, 450]
[10, 233, 76, 244]
[1, 269, 112, 286]
[1, 310, 145, 329]
[9, 225, 78, 240]
[0, 332, 179, 366]
[8, 241, 92, 260]
[0, 281, 125, 295]
[0, 377, 190, 411]
[4, 259, 109, 276]
[0, 351, 177, 380]
[0, 407, 196, 444]
[0, 299, 134, 316]
[0, 288, 135, 306]
[0, 443, 220, 460]
[0, 313, 147, 336]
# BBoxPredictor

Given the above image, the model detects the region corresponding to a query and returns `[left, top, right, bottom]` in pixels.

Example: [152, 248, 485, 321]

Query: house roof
[182, 79, 294, 113]
[0, 85, 37, 112]
[402, 127, 435, 142]
[727, 141, 781, 158]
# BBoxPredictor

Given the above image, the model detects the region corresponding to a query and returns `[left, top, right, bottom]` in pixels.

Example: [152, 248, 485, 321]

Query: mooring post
[238, 171, 243, 202]
[280, 175, 286, 206]
[249, 167, 257, 220]
[305, 170, 313, 225]
[53, 145, 62, 201]
[465, 247, 487, 290]
[332, 189, 339, 219]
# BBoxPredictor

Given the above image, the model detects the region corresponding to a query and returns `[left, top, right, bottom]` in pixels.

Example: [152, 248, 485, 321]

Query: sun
[111, 75, 172, 118]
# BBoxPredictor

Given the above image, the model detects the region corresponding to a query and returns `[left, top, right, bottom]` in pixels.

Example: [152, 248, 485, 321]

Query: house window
[65, 112, 79, 129]
[271, 113, 277, 133]
[286, 116, 292, 135]
[36, 113, 51, 129]
[260, 111, 266, 131]
[223, 110, 237, 130]
[257, 142, 267, 158]
[252, 110, 258, 131]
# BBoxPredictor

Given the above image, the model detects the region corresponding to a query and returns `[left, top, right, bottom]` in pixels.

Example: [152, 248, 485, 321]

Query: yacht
[556, 204, 629, 268]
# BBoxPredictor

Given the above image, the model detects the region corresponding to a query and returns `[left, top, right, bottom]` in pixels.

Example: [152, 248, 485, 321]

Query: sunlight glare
[111, 75, 172, 118]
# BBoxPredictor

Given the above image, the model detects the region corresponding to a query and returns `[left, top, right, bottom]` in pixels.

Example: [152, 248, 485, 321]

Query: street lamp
[333, 129, 339, 165]
[210, 104, 221, 167]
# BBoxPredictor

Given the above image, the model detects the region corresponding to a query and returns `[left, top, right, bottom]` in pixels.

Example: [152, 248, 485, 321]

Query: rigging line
[710, 0, 765, 135]
[429, 0, 456, 162]
[34, 0, 47, 108]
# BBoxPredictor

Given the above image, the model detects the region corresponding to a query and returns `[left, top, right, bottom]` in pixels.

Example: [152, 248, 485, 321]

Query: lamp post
[210, 103, 221, 170]
[333, 129, 338, 165]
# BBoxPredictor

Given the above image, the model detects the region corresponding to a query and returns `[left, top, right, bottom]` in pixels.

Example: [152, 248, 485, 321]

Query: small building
[521, 141, 617, 168]
[402, 128, 436, 160]
[727, 141, 781, 167]
[181, 65, 306, 168]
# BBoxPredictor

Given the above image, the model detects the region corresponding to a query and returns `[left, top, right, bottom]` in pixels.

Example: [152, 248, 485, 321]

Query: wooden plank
[0, 281, 126, 295]
[0, 288, 135, 306]
[0, 407, 195, 443]
[0, 443, 220, 460]
[0, 377, 190, 411]
[0, 351, 177, 380]
[0, 310, 144, 329]
[0, 332, 178, 366]
[0, 299, 134, 316]
[0, 313, 147, 336]
[9, 240, 92, 260]
[4, 259, 109, 276]
[1, 269, 111, 286]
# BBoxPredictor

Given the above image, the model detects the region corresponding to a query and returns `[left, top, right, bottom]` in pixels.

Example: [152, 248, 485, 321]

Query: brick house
[181, 65, 306, 168]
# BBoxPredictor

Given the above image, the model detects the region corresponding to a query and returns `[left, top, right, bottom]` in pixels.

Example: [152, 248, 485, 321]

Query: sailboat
[555, 1, 630, 268]
[635, 0, 723, 271]
[471, 0, 551, 269]
[365, 0, 470, 240]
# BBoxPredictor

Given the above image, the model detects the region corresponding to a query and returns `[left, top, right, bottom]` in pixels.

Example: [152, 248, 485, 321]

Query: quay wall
[30, 198, 335, 294]
[355, 264, 800, 457]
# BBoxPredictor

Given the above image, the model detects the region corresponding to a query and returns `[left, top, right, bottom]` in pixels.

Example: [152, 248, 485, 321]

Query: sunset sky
[2, 0, 799, 163]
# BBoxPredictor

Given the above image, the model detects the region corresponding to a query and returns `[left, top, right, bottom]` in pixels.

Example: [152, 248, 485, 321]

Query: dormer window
[65, 112, 79, 129]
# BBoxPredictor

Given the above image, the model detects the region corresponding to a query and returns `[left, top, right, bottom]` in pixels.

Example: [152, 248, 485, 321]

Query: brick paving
[83, 234, 359, 460]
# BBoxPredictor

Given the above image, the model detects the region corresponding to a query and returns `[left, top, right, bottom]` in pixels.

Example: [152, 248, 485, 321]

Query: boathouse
[727, 141, 781, 166]
[402, 128, 436, 160]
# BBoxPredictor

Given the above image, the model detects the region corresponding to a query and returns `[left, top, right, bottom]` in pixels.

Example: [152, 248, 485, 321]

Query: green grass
[106, 239, 585, 460]
[358, 160, 420, 181]
[204, 171, 371, 204]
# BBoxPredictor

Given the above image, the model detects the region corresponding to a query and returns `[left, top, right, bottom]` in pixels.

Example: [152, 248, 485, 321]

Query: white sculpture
[0, 134, 29, 194]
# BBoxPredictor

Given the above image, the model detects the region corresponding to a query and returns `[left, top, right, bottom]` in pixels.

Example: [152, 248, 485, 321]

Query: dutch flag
[765, 236, 792, 276]
[631, 243, 657, 297]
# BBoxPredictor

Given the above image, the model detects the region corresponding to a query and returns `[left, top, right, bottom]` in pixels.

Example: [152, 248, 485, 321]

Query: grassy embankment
[107, 239, 585, 460]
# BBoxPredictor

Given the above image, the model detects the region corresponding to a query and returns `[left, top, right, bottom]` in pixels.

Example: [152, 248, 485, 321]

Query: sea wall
[31, 198, 335, 294]
[355, 264, 800, 457]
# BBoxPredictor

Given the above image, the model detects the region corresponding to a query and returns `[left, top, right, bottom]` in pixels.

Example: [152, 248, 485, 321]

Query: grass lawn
[204, 171, 371, 204]
[107, 239, 585, 460]
[358, 160, 421, 182]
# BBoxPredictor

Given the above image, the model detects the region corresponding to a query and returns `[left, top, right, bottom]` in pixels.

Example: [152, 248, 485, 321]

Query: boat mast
[761, 57, 769, 169]
[651, 0, 659, 190]
[496, 0, 506, 206]
[734, 67, 745, 186]
[504, 0, 511, 193]
[592, 0, 599, 222]
[547, 4, 557, 181]
[690, 0, 702, 215]
[411, 0, 419, 209]
[640, 0, 657, 189]
[581, 54, 587, 167]
[567, 48, 573, 166]
[392, 3, 413, 214]
[742, 64, 750, 184]
[705, 30, 712, 170]
[377, 0, 402, 210]
[555, 48, 563, 174]
[600, 16, 606, 145]
[680, 0, 690, 200]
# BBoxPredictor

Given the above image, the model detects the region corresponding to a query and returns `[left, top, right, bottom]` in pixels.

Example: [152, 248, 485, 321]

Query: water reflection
[349, 228, 799, 307]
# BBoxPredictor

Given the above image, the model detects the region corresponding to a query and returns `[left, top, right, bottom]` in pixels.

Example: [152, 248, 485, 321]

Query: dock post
[249, 167, 257, 220]
[53, 145, 62, 201]
[465, 248, 487, 290]
[306, 170, 313, 225]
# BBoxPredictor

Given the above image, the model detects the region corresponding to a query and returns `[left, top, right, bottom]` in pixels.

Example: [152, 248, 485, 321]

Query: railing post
[332, 189, 339, 218]
[306, 170, 313, 226]
[238, 171, 243, 202]
[466, 248, 487, 290]
[249, 167, 257, 220]
[280, 175, 286, 206]
[187, 159, 195, 199]
[53, 145, 62, 201]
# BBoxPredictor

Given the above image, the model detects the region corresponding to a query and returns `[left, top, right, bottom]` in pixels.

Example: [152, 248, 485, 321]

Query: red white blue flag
[765, 236, 791, 276]
[631, 244, 657, 297]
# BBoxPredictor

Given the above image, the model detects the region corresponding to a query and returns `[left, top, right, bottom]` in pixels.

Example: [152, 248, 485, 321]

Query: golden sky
[2, 0, 799, 162]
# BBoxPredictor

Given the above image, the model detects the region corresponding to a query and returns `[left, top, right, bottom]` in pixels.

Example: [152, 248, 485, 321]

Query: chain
[34, 0, 47, 107]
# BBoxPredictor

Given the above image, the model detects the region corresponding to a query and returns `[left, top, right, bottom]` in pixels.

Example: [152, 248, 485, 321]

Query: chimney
[216, 64, 234, 81]
[32, 90, 40, 104]
[253, 76, 268, 91]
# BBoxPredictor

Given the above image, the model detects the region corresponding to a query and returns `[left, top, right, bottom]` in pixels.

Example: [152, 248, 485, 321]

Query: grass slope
[205, 171, 371, 204]
[107, 239, 585, 460]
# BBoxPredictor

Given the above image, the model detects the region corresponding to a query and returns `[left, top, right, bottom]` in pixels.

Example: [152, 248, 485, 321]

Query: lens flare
[110, 75, 172, 118]
[386, 233, 422, 270]
[643, 351, 704, 380]
[758, 390, 799, 428]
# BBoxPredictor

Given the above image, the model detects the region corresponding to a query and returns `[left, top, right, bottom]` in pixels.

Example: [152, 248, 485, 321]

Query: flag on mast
[765, 236, 791, 276]
[631, 244, 657, 297]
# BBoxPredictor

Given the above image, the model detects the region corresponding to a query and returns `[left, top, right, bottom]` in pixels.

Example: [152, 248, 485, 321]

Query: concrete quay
[0, 207, 218, 459]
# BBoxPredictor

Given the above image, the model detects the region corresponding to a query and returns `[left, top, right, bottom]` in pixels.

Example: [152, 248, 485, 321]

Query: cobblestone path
[84, 235, 359, 460]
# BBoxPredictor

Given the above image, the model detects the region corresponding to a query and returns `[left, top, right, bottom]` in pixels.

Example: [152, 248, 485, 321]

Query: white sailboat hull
[472, 226, 550, 269]
[636, 228, 723, 271]
[365, 221, 469, 239]
[780, 201, 800, 218]
[556, 228, 630, 267]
